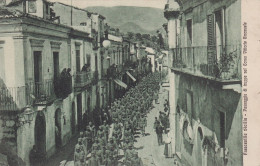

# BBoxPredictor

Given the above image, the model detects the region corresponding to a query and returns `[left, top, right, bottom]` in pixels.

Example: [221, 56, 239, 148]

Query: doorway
[196, 127, 203, 166]
[35, 112, 46, 159]
[77, 94, 82, 131]
[71, 102, 76, 135]
[55, 108, 62, 149]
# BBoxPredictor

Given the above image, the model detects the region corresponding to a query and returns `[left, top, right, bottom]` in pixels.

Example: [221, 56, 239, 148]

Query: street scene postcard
[0, 0, 259, 166]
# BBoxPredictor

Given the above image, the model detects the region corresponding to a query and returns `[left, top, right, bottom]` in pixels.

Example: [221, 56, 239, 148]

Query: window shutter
[207, 14, 216, 65]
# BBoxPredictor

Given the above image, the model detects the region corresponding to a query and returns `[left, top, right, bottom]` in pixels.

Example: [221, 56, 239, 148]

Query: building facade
[164, 0, 242, 166]
[0, 6, 95, 165]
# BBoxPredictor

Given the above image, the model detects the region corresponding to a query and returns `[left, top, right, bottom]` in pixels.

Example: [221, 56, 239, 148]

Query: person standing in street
[164, 128, 172, 158]
[154, 117, 160, 145]
[156, 123, 164, 145]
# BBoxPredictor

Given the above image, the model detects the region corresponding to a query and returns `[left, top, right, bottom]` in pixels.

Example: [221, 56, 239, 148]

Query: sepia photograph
[0, 0, 250, 165]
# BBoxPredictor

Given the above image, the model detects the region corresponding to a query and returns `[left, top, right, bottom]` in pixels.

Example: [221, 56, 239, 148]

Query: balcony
[92, 71, 99, 84]
[107, 66, 117, 79]
[0, 86, 30, 111]
[74, 71, 92, 89]
[0, 79, 73, 111]
[170, 45, 241, 83]
[26, 80, 56, 105]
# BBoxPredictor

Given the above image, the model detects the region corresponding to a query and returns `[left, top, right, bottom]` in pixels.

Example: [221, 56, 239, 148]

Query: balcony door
[186, 19, 192, 68]
[34, 51, 42, 83]
[76, 49, 81, 72]
[53, 52, 59, 80]
[34, 51, 42, 98]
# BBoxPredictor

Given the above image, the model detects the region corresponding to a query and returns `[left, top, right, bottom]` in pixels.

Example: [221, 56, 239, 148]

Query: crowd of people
[73, 72, 162, 166]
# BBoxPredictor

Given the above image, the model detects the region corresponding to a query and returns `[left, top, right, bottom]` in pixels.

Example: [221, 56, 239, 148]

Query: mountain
[116, 22, 148, 34]
[85, 6, 167, 34]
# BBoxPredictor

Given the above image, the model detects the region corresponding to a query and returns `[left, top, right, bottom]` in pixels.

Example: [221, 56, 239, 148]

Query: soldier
[140, 116, 146, 136]
[88, 122, 96, 139]
[153, 117, 160, 130]
[88, 152, 99, 166]
[85, 129, 92, 150]
[74, 145, 85, 166]
[96, 146, 104, 165]
[125, 145, 135, 161]
[92, 138, 99, 153]
[131, 152, 143, 166]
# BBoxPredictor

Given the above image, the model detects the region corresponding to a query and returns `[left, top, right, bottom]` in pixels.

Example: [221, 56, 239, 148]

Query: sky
[49, 0, 168, 9]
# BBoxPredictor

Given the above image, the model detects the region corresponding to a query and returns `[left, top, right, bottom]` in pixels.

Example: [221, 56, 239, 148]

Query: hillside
[85, 6, 167, 34]
[116, 22, 148, 34]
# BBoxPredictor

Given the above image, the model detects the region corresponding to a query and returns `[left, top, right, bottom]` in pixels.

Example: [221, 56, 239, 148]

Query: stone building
[0, 4, 94, 165]
[164, 0, 242, 166]
[0, 1, 148, 165]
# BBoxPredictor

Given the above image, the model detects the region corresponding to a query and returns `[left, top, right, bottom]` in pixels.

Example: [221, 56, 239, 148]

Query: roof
[0, 7, 92, 39]
[108, 34, 122, 43]
[7, 0, 52, 7]
[54, 2, 106, 19]
[0, 6, 25, 18]
[54, 2, 92, 14]
[145, 47, 156, 54]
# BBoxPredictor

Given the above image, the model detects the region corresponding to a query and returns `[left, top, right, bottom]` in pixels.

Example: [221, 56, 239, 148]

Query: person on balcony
[82, 64, 88, 72]
[66, 68, 72, 94]
[59, 69, 67, 97]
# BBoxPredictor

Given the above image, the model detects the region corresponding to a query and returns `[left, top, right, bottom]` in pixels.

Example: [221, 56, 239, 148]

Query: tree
[127, 32, 134, 40]
[135, 33, 142, 41]
[151, 35, 158, 43]
[142, 34, 151, 40]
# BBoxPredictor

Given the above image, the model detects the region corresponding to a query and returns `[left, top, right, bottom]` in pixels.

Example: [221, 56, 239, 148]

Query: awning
[114, 79, 127, 89]
[126, 71, 136, 82]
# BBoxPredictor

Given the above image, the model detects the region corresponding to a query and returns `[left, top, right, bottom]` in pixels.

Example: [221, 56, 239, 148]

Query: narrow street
[134, 86, 177, 166]
[44, 78, 181, 166]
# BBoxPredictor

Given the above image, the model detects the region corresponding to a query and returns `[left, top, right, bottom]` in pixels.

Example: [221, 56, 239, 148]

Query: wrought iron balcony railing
[0, 86, 29, 111]
[0, 80, 53, 111]
[170, 45, 241, 80]
[26, 80, 56, 105]
[74, 71, 92, 88]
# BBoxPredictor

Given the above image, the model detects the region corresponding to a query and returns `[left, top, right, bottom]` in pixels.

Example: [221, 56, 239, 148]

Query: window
[45, 3, 49, 15]
[215, 10, 224, 61]
[87, 56, 91, 66]
[76, 49, 80, 72]
[28, 0, 37, 13]
[53, 52, 59, 80]
[186, 19, 192, 47]
[80, 22, 87, 26]
[95, 54, 98, 71]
